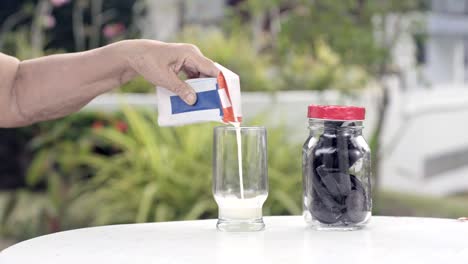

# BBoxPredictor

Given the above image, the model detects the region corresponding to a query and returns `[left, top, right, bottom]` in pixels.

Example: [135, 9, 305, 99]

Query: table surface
[1, 216, 467, 264]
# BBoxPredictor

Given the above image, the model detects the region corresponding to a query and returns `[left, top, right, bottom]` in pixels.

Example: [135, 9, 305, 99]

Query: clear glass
[303, 119, 372, 230]
[213, 126, 268, 232]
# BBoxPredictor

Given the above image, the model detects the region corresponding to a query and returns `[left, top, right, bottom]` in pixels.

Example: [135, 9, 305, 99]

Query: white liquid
[231, 122, 244, 199]
[215, 194, 267, 220]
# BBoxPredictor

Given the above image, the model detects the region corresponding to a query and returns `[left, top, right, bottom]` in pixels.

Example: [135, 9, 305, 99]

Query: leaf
[28, 121, 70, 150]
[136, 183, 158, 223]
[0, 192, 18, 229]
[272, 190, 302, 215]
[120, 105, 161, 173]
[26, 150, 50, 186]
[183, 199, 216, 220]
[155, 204, 174, 222]
[71, 154, 109, 170]
[47, 172, 63, 212]
[94, 128, 137, 151]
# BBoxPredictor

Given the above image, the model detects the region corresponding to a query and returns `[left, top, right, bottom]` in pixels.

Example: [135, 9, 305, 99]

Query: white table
[1, 216, 467, 264]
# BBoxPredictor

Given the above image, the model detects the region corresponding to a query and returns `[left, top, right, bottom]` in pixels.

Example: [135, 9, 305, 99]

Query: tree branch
[31, 0, 51, 58]
[73, 0, 87, 51]
[90, 0, 103, 49]
[0, 10, 30, 50]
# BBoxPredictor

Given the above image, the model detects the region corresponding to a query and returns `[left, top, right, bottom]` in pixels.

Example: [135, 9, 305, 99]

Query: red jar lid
[307, 105, 365, 120]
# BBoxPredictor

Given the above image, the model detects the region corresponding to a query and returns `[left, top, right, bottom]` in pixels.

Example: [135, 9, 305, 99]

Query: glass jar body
[302, 119, 371, 230]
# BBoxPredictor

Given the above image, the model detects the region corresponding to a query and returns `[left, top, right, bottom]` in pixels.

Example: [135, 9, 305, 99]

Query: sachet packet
[156, 63, 242, 126]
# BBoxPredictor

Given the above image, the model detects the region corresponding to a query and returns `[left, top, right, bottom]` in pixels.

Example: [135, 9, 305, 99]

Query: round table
[1, 216, 467, 264]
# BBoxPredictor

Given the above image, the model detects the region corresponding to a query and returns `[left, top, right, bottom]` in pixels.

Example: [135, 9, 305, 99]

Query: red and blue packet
[157, 63, 242, 126]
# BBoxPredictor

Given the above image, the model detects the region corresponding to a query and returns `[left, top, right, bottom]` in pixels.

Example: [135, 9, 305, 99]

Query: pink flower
[114, 121, 128, 133]
[103, 23, 126, 39]
[43, 14, 56, 29]
[50, 0, 70, 7]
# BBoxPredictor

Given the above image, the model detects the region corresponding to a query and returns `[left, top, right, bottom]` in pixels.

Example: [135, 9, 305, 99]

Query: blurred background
[1, 0, 468, 249]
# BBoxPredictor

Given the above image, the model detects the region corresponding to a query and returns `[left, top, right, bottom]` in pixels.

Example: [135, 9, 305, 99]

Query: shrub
[278, 40, 369, 92]
[177, 27, 274, 92]
[118, 76, 154, 93]
[1, 107, 301, 240]
[69, 106, 302, 225]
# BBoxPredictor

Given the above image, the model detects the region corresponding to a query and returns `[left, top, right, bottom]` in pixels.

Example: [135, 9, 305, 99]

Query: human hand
[121, 40, 219, 105]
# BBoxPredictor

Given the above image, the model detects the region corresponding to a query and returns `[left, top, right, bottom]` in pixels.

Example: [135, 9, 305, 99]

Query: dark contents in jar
[344, 175, 368, 223]
[309, 121, 367, 224]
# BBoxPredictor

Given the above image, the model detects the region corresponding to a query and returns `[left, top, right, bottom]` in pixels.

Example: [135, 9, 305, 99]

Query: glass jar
[302, 105, 371, 230]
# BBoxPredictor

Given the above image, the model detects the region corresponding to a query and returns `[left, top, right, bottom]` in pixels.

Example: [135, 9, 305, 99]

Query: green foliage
[178, 27, 273, 92]
[119, 76, 154, 93]
[176, 25, 369, 92]
[0, 112, 125, 239]
[2, 27, 67, 59]
[278, 1, 381, 70]
[279, 40, 368, 91]
[74, 106, 219, 224]
[226, 0, 426, 89]
[375, 191, 468, 218]
[0, 108, 302, 239]
[71, 105, 302, 224]
[274, 0, 424, 73]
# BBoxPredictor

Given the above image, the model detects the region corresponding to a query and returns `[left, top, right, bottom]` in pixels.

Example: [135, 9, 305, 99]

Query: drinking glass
[213, 126, 268, 232]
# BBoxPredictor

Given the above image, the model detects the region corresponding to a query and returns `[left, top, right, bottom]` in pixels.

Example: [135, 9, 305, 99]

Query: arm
[0, 40, 218, 127]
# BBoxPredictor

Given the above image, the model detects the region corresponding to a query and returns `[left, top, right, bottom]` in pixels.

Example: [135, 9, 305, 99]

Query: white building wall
[426, 36, 465, 85]
[380, 83, 468, 196]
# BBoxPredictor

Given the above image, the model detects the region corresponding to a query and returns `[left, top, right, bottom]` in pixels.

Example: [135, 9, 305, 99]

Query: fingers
[183, 68, 200, 79]
[166, 72, 197, 105]
[193, 54, 219, 77]
[181, 44, 219, 77]
[127, 42, 217, 106]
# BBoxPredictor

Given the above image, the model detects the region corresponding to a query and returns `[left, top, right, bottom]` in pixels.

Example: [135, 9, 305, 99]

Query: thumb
[166, 73, 197, 105]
